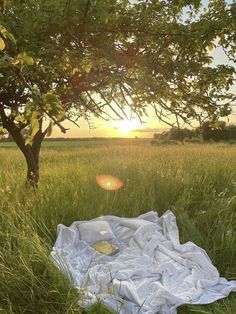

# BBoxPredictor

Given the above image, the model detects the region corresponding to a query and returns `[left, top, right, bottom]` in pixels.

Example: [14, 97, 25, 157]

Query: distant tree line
[153, 121, 236, 144]
[0, 135, 110, 142]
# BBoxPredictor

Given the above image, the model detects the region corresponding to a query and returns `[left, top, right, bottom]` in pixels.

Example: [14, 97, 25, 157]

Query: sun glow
[115, 119, 141, 135]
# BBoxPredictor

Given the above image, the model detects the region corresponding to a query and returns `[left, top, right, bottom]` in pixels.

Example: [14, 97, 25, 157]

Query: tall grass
[0, 142, 235, 313]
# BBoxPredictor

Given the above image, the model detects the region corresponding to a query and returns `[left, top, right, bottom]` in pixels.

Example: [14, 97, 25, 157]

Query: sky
[51, 1, 236, 139]
[51, 46, 236, 139]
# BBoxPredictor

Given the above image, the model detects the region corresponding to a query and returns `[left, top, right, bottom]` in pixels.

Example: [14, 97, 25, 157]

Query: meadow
[0, 140, 235, 314]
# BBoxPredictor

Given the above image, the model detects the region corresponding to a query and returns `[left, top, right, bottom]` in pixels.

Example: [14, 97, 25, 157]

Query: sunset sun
[115, 119, 141, 135]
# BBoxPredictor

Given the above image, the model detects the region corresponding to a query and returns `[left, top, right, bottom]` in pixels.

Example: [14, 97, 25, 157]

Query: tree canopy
[0, 0, 236, 186]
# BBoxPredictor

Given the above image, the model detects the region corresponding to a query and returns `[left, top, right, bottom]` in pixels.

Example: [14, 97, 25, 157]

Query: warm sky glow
[49, 47, 236, 139]
[113, 119, 142, 135]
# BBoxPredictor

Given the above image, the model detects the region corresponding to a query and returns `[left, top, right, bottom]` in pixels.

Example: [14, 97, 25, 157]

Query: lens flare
[96, 174, 124, 191]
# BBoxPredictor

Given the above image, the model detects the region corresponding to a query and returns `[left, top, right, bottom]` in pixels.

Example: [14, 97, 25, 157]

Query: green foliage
[0, 126, 7, 136]
[0, 24, 16, 44]
[196, 121, 229, 142]
[17, 52, 34, 66]
[0, 54, 11, 68]
[25, 112, 40, 145]
[41, 92, 65, 121]
[18, 90, 65, 145]
[153, 127, 195, 143]
[168, 127, 194, 143]
[46, 121, 54, 137]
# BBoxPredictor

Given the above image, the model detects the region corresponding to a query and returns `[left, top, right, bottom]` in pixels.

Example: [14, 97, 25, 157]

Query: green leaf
[46, 121, 53, 137]
[42, 92, 65, 121]
[48, 107, 65, 121]
[31, 117, 39, 136]
[207, 43, 215, 51]
[83, 63, 92, 74]
[43, 92, 60, 107]
[0, 25, 16, 45]
[0, 37, 5, 51]
[25, 112, 39, 145]
[17, 52, 34, 66]
[24, 101, 35, 120]
[15, 113, 26, 123]
[0, 127, 7, 136]
[25, 137, 32, 146]
[4, 30, 16, 45]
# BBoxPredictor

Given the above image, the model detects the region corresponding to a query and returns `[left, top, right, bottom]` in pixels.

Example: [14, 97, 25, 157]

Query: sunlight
[115, 119, 141, 135]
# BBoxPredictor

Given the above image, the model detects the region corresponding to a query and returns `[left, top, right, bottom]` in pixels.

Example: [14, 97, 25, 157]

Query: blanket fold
[51, 210, 236, 314]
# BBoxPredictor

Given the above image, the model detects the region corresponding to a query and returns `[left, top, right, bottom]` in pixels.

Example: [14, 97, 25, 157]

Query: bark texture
[0, 107, 45, 188]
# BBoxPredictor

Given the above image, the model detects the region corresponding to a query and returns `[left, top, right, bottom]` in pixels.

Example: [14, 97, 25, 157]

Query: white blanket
[51, 211, 236, 314]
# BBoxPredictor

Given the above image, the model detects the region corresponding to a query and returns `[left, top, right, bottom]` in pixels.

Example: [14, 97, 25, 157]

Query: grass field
[0, 140, 235, 314]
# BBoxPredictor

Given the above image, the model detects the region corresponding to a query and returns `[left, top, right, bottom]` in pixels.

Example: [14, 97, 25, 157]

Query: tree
[168, 127, 194, 144]
[196, 120, 229, 142]
[228, 124, 236, 141]
[153, 127, 194, 143]
[0, 0, 236, 187]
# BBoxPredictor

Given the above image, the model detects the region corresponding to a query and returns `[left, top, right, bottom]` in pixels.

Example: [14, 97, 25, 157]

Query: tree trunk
[0, 106, 45, 189]
[26, 128, 45, 188]
[0, 106, 48, 189]
[25, 148, 40, 189]
[10, 129, 42, 189]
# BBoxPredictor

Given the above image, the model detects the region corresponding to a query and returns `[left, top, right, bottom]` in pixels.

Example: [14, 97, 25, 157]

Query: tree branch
[99, 91, 124, 120]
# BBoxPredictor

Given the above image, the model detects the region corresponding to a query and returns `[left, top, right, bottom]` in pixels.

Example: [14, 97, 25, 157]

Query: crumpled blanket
[51, 210, 236, 314]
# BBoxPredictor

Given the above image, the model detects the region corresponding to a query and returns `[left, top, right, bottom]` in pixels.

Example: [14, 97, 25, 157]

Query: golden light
[96, 174, 124, 191]
[115, 119, 141, 135]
